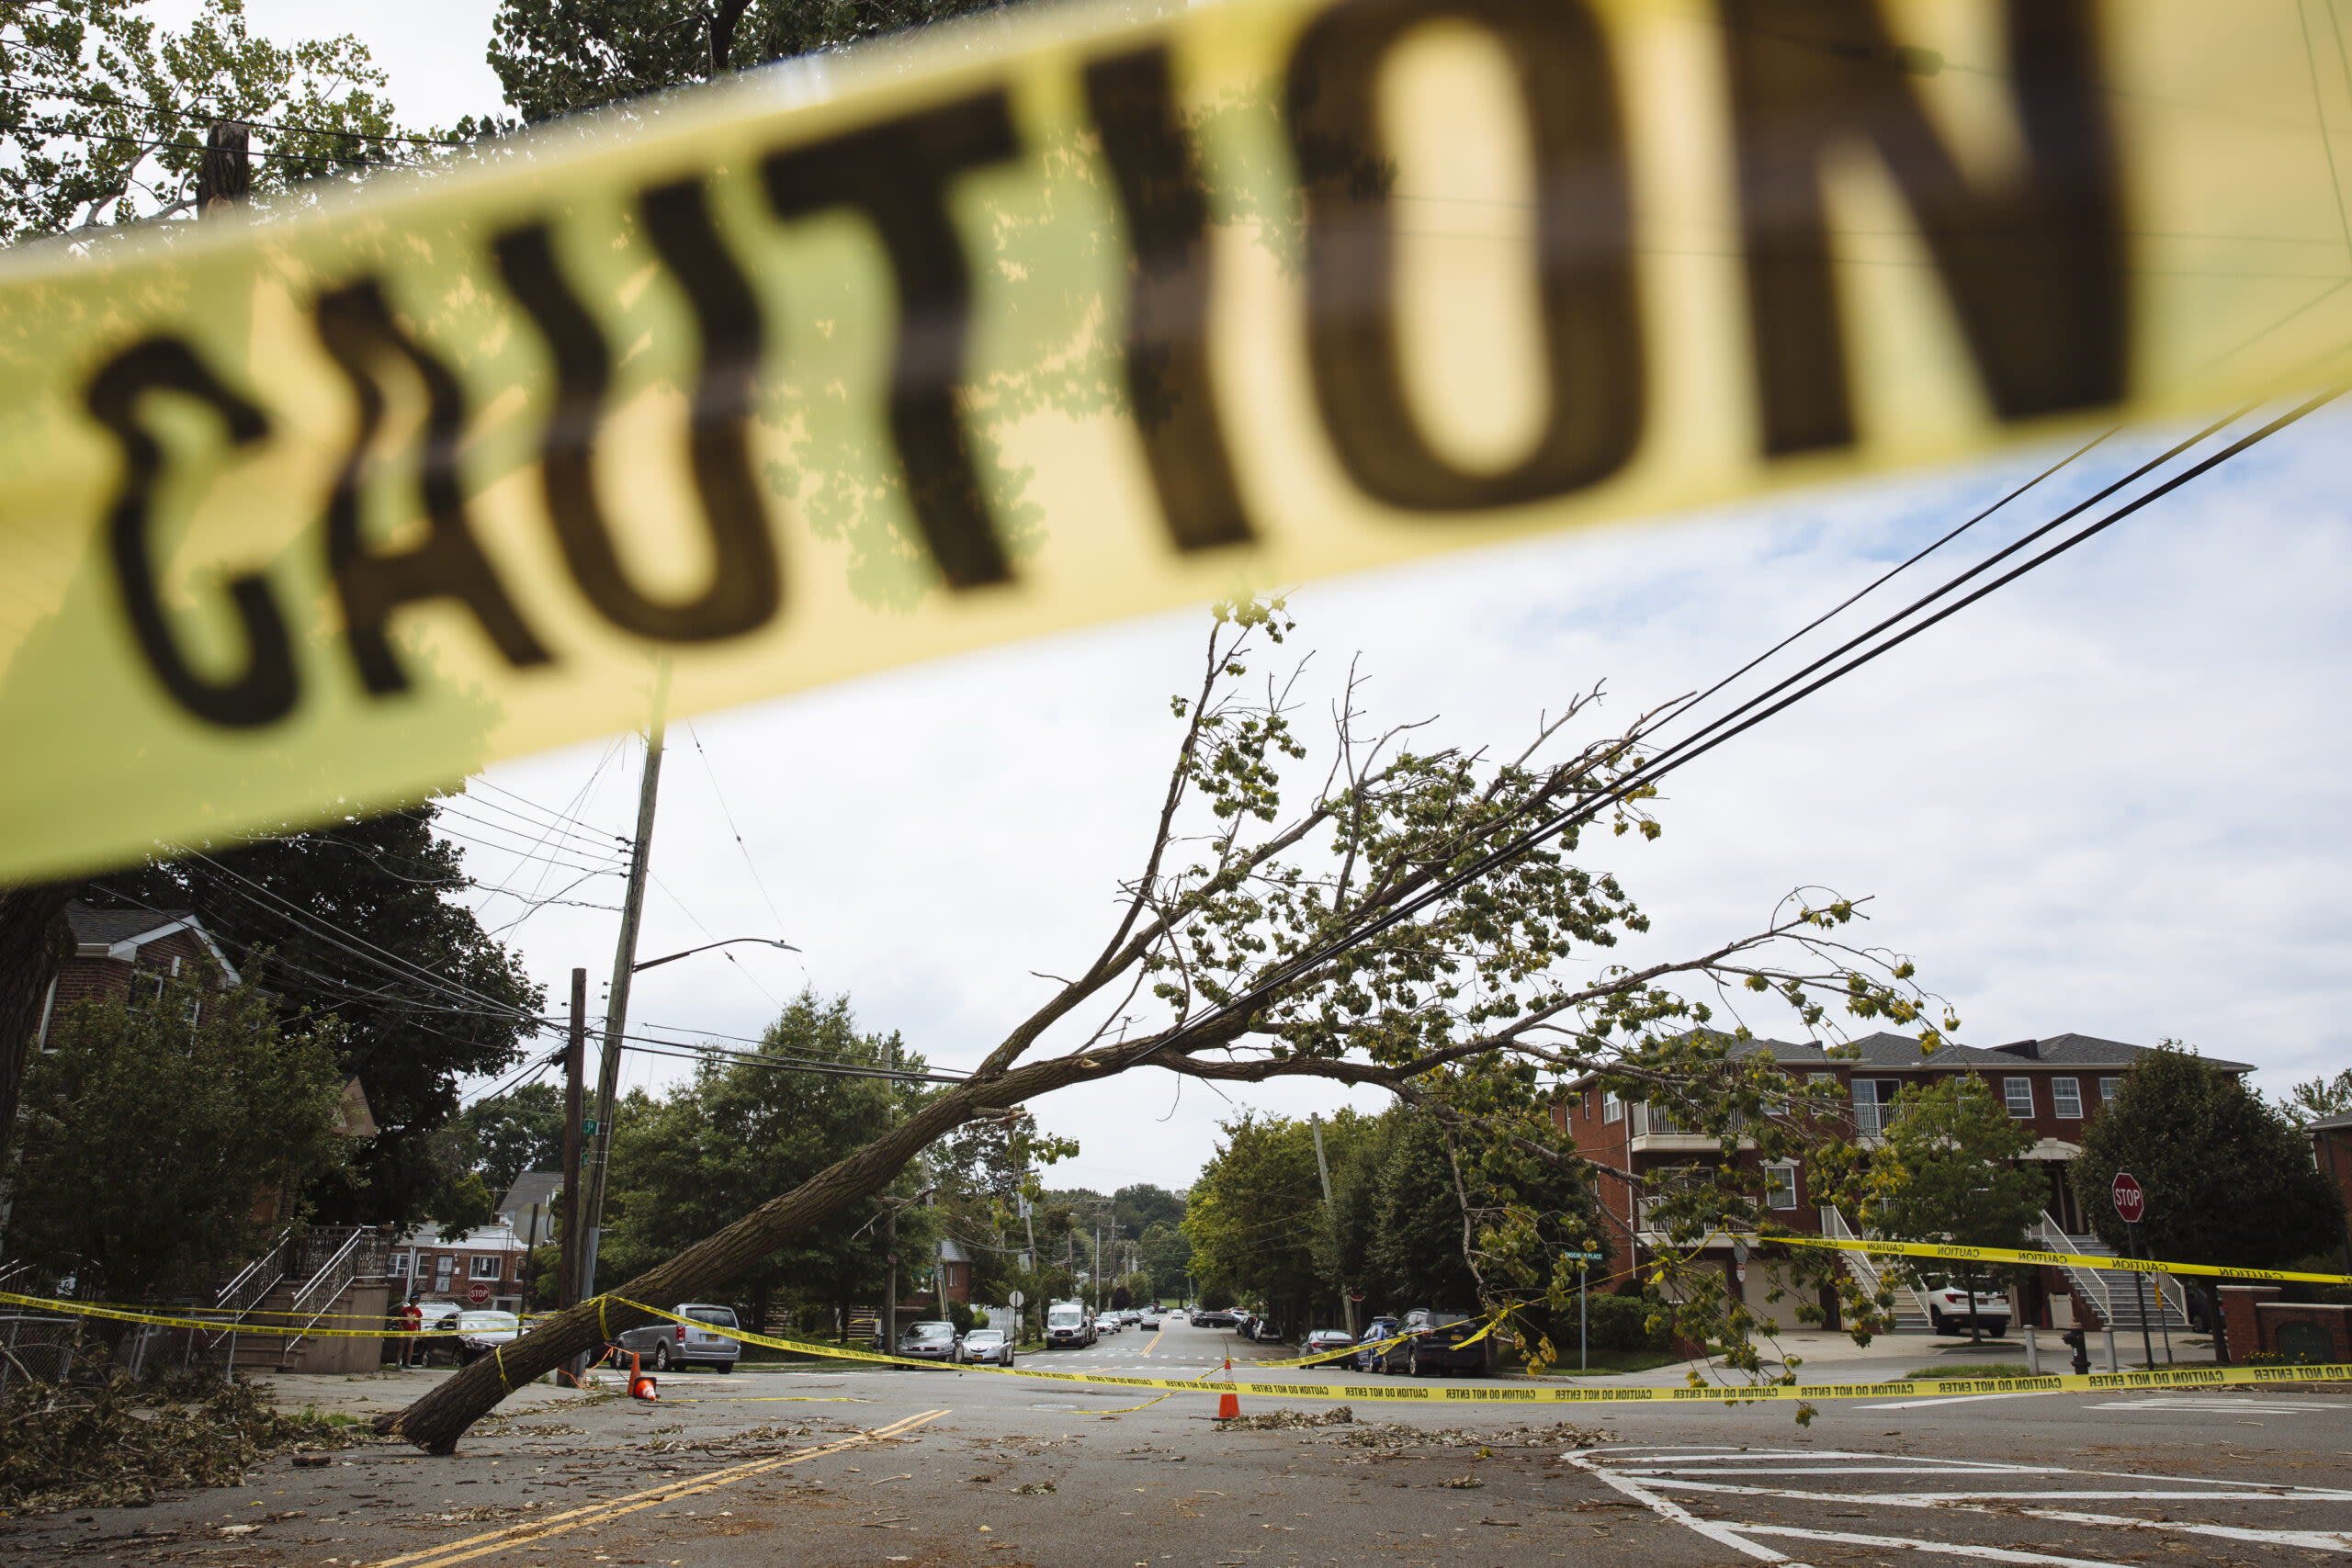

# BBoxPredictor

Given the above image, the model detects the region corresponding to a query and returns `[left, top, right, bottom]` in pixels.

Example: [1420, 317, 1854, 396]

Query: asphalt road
[6, 1317, 2346, 1568]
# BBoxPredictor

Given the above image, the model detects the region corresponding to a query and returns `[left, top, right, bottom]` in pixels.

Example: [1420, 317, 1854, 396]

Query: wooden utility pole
[560, 968, 585, 1307]
[579, 664, 669, 1296]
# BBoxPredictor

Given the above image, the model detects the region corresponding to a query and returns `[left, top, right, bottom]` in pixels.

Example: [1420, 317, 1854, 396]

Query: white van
[1045, 1301, 1095, 1348]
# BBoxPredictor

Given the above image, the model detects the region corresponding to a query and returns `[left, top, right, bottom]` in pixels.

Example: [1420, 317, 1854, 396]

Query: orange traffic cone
[1216, 1356, 1239, 1420]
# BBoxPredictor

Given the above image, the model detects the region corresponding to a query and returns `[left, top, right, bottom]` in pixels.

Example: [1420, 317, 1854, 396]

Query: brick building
[2311, 1110, 2352, 1271]
[36, 903, 243, 1040]
[387, 1218, 538, 1312]
[1556, 1032, 2254, 1335]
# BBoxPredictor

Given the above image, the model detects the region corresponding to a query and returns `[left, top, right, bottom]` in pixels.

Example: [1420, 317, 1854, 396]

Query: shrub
[1579, 1292, 1670, 1352]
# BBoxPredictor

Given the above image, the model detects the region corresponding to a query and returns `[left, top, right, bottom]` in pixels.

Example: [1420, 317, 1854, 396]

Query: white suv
[1925, 1284, 2009, 1337]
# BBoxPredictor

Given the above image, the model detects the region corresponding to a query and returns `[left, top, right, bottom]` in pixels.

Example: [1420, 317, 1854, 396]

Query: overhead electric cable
[1118, 389, 2342, 1073]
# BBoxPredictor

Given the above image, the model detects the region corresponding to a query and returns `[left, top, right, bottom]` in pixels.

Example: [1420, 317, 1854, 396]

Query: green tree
[0, 0, 416, 239]
[1137, 1221, 1193, 1303]
[2073, 1043, 2347, 1271]
[593, 991, 929, 1332]
[454, 1082, 567, 1198]
[1860, 1076, 2048, 1342]
[96, 798, 545, 1230]
[1183, 1112, 1329, 1325]
[487, 0, 1016, 123]
[2282, 1067, 2352, 1123]
[6, 972, 349, 1304]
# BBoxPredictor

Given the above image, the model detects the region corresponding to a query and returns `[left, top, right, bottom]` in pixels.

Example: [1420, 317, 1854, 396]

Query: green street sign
[582, 1118, 600, 1137]
[1564, 1251, 1606, 1263]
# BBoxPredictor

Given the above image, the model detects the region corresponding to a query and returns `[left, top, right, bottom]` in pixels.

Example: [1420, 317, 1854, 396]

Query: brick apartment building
[1556, 1032, 2255, 1335]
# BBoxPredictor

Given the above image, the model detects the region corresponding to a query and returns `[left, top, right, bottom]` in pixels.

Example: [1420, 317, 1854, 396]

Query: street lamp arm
[630, 936, 798, 973]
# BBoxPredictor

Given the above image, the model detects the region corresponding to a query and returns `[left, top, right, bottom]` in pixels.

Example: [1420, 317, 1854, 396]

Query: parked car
[451, 1310, 520, 1368]
[1046, 1302, 1096, 1348]
[899, 1321, 961, 1361]
[1098, 1315, 1122, 1335]
[1250, 1318, 1286, 1344]
[615, 1303, 743, 1372]
[1193, 1308, 1237, 1329]
[1924, 1283, 2010, 1338]
[1378, 1308, 1491, 1377]
[1302, 1328, 1355, 1360]
[959, 1328, 1015, 1366]
[1355, 1316, 1402, 1372]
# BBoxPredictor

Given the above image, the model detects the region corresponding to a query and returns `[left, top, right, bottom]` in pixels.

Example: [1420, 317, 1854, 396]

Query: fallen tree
[382, 597, 1942, 1451]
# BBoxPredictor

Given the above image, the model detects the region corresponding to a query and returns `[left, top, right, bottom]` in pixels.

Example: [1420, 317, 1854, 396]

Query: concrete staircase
[1820, 1208, 1934, 1333]
[2039, 1216, 2190, 1336]
[213, 1226, 390, 1374]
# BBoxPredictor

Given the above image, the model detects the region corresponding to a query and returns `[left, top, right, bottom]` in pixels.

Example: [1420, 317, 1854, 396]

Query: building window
[2003, 1077, 2034, 1118]
[469, 1255, 502, 1280]
[1602, 1092, 1623, 1124]
[2052, 1077, 2083, 1119]
[2099, 1077, 2121, 1105]
[388, 1252, 410, 1279]
[1764, 1163, 1798, 1210]
[1853, 1079, 1900, 1136]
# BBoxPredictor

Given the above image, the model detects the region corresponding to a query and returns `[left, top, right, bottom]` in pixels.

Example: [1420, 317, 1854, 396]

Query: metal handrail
[213, 1228, 292, 1323]
[1822, 1207, 1938, 1322]
[2038, 1213, 2186, 1326]
[281, 1229, 368, 1353]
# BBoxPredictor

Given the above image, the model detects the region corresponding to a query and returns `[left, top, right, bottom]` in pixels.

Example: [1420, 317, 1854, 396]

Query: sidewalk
[1545, 1326, 2220, 1389]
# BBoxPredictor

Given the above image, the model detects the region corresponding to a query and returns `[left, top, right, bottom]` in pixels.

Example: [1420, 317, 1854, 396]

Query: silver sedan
[958, 1328, 1015, 1366]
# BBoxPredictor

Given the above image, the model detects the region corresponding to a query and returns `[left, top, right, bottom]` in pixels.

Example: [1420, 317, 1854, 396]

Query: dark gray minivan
[615, 1303, 741, 1372]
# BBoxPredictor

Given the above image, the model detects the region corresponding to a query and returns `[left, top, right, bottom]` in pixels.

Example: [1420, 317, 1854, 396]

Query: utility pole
[884, 1035, 899, 1358]
[560, 969, 585, 1308]
[578, 663, 669, 1297]
[559, 967, 587, 1382]
[1310, 1113, 1351, 1337]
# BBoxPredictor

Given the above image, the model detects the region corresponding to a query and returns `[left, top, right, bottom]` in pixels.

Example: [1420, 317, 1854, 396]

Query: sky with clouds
[158, 1, 2352, 1195]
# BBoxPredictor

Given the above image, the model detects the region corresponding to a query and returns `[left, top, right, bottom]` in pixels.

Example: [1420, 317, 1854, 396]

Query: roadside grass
[1904, 1362, 2032, 1380]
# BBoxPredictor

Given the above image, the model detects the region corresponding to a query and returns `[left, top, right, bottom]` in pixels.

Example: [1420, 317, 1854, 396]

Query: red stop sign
[469, 1280, 492, 1305]
[2111, 1172, 2145, 1224]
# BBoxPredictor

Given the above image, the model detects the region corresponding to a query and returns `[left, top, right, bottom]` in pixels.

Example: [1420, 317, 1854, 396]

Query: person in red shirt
[396, 1293, 424, 1369]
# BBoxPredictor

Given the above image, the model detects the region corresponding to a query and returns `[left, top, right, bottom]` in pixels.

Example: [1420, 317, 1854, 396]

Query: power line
[684, 719, 794, 940]
[1123, 389, 2342, 1074]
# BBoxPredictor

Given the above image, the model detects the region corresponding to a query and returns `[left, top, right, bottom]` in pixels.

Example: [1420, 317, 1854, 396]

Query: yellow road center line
[363, 1407, 948, 1568]
[1142, 1329, 1163, 1356]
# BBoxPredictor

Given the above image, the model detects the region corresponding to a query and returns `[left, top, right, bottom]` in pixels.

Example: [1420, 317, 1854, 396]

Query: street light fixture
[630, 936, 798, 973]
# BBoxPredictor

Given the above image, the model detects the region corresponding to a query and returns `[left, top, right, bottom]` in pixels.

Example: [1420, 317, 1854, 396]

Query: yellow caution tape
[6, 1290, 2341, 1404]
[605, 1307, 2352, 1404]
[1759, 1232, 2352, 1286]
[0, 1288, 481, 1339]
[4, 0, 2348, 880]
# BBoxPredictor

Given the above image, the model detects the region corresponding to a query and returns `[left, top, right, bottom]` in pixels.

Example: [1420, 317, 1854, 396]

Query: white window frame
[1602, 1092, 1623, 1124]
[469, 1255, 502, 1280]
[388, 1251, 410, 1278]
[1764, 1163, 1799, 1210]
[433, 1256, 454, 1290]
[2052, 1077, 2083, 1119]
[2003, 1077, 2034, 1119]
[2098, 1077, 2122, 1105]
